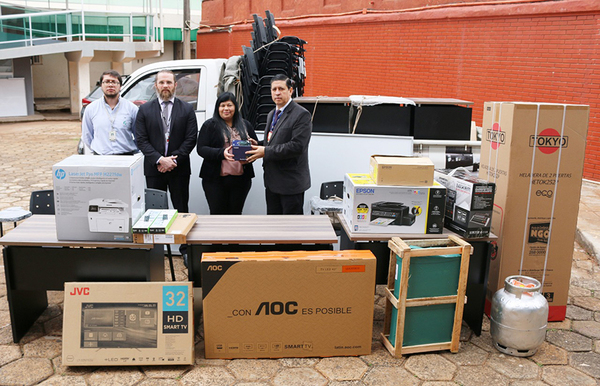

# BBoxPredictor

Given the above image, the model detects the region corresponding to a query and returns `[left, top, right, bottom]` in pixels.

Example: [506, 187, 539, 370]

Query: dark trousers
[146, 172, 190, 254]
[202, 176, 252, 215]
[265, 188, 305, 215]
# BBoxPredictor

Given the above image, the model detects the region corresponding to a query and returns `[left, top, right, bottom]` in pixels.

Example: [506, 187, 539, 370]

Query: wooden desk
[0, 215, 165, 343]
[338, 214, 496, 335]
[185, 215, 338, 286]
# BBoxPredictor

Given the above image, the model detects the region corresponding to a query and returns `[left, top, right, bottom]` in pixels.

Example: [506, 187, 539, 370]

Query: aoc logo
[529, 128, 568, 154]
[486, 123, 505, 150]
[54, 169, 66, 179]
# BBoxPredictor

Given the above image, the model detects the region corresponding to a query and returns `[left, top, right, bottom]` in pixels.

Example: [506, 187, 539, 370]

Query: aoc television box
[201, 250, 376, 359]
[52, 154, 145, 242]
[62, 282, 194, 366]
[479, 102, 589, 321]
[342, 173, 446, 234]
[434, 169, 496, 238]
[369, 155, 434, 186]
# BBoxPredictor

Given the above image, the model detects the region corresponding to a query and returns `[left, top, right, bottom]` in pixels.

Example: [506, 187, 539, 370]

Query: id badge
[109, 130, 117, 141]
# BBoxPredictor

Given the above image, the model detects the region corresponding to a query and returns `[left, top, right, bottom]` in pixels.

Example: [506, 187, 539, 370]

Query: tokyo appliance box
[342, 173, 446, 234]
[479, 102, 589, 321]
[201, 250, 376, 359]
[434, 169, 496, 238]
[369, 155, 434, 186]
[52, 155, 145, 242]
[62, 282, 194, 366]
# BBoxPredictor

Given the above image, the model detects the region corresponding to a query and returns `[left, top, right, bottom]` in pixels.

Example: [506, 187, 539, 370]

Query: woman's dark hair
[213, 92, 248, 142]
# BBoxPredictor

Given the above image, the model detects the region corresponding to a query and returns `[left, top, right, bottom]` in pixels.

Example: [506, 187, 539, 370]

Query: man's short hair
[156, 70, 176, 83]
[100, 70, 122, 86]
[270, 74, 293, 89]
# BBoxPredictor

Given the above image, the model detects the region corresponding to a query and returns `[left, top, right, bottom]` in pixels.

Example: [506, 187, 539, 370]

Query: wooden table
[337, 214, 496, 335]
[185, 215, 338, 286]
[0, 215, 164, 343]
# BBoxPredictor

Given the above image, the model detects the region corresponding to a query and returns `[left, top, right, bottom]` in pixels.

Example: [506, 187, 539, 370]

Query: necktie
[268, 110, 282, 142]
[161, 101, 171, 134]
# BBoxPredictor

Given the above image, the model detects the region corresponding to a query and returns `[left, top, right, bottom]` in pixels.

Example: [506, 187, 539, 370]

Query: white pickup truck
[80, 59, 480, 215]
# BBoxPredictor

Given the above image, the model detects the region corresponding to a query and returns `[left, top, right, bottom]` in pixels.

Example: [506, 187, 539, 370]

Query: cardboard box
[342, 173, 446, 234]
[369, 155, 434, 186]
[52, 155, 145, 242]
[133, 213, 198, 244]
[434, 169, 496, 238]
[201, 250, 376, 359]
[479, 102, 589, 321]
[62, 282, 194, 366]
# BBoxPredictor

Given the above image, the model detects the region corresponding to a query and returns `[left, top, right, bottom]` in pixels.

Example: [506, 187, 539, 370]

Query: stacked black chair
[236, 11, 307, 132]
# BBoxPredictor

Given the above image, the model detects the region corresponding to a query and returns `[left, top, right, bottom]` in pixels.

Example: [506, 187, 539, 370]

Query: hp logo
[536, 190, 553, 198]
[54, 169, 66, 179]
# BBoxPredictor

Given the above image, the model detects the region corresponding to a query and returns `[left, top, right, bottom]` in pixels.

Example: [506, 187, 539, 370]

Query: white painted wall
[31, 53, 69, 98]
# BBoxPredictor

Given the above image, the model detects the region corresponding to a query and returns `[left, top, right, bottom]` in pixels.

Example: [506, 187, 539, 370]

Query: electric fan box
[62, 282, 194, 366]
[479, 102, 589, 321]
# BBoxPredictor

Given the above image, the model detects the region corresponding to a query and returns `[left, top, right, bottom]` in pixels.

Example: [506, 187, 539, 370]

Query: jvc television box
[52, 155, 145, 242]
[479, 102, 589, 321]
[369, 155, 434, 186]
[201, 250, 376, 359]
[63, 282, 194, 366]
[434, 169, 496, 238]
[343, 173, 446, 234]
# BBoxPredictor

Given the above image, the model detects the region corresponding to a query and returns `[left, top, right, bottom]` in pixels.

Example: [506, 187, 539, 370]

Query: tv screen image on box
[81, 303, 158, 349]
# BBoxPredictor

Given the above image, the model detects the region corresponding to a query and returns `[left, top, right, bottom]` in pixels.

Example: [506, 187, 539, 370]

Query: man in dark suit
[246, 74, 312, 214]
[135, 70, 197, 260]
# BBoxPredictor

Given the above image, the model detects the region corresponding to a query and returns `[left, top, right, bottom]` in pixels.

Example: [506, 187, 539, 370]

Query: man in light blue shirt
[82, 70, 139, 155]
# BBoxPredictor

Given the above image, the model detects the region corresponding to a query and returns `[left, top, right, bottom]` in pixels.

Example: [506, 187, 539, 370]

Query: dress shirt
[82, 96, 139, 155]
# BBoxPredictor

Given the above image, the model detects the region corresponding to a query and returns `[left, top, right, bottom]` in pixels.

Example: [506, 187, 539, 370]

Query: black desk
[0, 215, 165, 343]
[337, 214, 496, 336]
[185, 215, 338, 287]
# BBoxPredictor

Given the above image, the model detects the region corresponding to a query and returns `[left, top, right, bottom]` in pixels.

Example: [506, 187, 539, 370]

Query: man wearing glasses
[82, 70, 139, 155]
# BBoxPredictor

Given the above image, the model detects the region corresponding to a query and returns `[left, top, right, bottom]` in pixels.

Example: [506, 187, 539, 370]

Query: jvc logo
[256, 301, 298, 316]
[69, 287, 90, 295]
[55, 169, 66, 179]
[206, 265, 222, 271]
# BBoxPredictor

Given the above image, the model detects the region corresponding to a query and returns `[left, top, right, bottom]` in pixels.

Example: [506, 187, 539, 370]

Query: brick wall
[197, 1, 600, 181]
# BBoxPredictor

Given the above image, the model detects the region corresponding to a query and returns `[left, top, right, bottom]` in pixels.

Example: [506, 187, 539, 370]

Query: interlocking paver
[362, 366, 419, 386]
[0, 344, 21, 366]
[273, 367, 327, 386]
[453, 365, 509, 386]
[569, 351, 600, 378]
[136, 379, 182, 386]
[442, 342, 489, 366]
[86, 367, 145, 386]
[566, 304, 594, 320]
[315, 357, 368, 381]
[0, 357, 54, 385]
[542, 365, 596, 386]
[227, 359, 281, 381]
[360, 343, 405, 367]
[404, 353, 456, 380]
[37, 375, 87, 385]
[572, 320, 600, 339]
[180, 366, 235, 385]
[545, 329, 593, 351]
[278, 357, 320, 367]
[530, 342, 568, 365]
[141, 365, 190, 379]
[486, 352, 540, 380]
[573, 296, 600, 312]
[22, 337, 62, 359]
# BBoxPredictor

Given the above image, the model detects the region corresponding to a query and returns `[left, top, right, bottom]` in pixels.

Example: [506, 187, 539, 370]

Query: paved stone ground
[0, 119, 599, 385]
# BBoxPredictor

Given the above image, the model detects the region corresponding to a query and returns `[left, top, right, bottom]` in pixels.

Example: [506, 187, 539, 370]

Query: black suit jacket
[263, 100, 312, 195]
[197, 118, 258, 180]
[135, 97, 198, 177]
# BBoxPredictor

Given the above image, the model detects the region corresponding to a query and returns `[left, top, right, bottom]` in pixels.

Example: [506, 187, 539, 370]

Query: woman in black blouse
[197, 92, 258, 214]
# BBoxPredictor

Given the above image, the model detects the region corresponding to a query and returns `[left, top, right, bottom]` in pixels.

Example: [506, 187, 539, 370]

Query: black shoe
[183, 253, 188, 268]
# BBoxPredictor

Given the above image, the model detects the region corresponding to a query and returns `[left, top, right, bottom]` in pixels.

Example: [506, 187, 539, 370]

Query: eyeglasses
[102, 80, 120, 85]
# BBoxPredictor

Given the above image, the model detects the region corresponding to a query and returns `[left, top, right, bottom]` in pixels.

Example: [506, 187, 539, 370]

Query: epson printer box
[52, 155, 145, 241]
[202, 250, 376, 359]
[62, 282, 194, 366]
[434, 169, 496, 238]
[342, 173, 446, 234]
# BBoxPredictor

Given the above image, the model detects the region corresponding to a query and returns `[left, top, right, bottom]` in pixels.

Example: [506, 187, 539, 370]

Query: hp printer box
[434, 169, 496, 238]
[201, 250, 376, 359]
[342, 173, 446, 234]
[479, 102, 589, 321]
[52, 155, 145, 242]
[62, 282, 194, 366]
